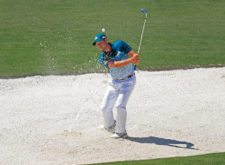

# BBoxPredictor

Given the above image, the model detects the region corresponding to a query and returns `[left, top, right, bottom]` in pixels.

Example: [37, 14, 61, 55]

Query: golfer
[93, 33, 139, 138]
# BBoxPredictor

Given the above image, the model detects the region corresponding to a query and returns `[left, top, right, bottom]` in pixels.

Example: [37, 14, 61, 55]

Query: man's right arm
[108, 54, 139, 68]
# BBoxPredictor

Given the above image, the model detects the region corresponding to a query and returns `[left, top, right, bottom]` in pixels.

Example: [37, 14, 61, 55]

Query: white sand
[0, 67, 225, 165]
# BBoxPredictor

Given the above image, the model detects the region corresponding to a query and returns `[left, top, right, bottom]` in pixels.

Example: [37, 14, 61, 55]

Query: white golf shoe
[111, 132, 128, 139]
[97, 121, 116, 133]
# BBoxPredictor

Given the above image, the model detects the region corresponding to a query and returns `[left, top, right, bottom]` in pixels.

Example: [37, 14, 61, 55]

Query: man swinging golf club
[93, 9, 147, 138]
[93, 33, 140, 138]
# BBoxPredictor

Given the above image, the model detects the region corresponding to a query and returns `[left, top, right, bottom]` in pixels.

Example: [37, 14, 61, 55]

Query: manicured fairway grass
[1, 0, 225, 78]
[92, 152, 225, 165]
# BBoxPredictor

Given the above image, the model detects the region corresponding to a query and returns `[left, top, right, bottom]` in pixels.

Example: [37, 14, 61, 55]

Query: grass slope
[1, 0, 225, 77]
[92, 152, 225, 165]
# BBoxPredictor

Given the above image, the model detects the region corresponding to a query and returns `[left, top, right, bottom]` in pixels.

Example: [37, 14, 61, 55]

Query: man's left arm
[108, 51, 140, 68]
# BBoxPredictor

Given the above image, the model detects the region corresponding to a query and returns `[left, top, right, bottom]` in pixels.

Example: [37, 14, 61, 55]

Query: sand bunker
[0, 67, 225, 164]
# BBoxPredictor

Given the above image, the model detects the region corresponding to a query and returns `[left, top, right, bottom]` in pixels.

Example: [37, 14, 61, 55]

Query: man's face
[96, 40, 108, 51]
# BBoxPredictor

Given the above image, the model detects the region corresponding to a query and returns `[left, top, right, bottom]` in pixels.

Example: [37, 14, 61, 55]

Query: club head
[140, 8, 148, 14]
[140, 8, 148, 19]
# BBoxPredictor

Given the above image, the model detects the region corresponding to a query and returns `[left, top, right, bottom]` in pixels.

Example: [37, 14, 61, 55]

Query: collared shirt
[98, 40, 135, 80]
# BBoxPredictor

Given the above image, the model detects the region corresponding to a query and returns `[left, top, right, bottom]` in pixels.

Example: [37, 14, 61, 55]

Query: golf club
[138, 8, 148, 54]
[134, 8, 148, 70]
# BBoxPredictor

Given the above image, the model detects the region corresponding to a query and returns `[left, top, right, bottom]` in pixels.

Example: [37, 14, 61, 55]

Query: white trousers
[101, 75, 136, 134]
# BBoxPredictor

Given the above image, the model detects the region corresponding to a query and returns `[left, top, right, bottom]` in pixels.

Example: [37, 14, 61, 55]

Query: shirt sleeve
[118, 40, 132, 54]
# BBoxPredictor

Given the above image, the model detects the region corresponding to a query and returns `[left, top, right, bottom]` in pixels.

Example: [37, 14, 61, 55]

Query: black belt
[116, 73, 135, 80]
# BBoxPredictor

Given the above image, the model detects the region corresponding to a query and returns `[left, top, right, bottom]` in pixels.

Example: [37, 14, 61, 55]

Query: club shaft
[138, 18, 147, 54]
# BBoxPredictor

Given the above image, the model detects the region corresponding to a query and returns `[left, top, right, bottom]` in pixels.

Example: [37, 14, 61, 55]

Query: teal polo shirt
[98, 40, 135, 80]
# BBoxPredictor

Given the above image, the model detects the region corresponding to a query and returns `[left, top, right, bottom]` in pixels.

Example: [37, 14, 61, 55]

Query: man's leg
[115, 78, 136, 134]
[101, 84, 118, 128]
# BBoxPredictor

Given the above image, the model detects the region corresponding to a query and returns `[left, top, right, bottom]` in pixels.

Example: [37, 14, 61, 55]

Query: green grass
[91, 152, 225, 165]
[1, 0, 225, 78]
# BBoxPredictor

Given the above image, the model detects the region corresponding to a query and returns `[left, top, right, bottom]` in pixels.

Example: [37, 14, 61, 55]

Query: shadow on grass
[127, 136, 198, 150]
